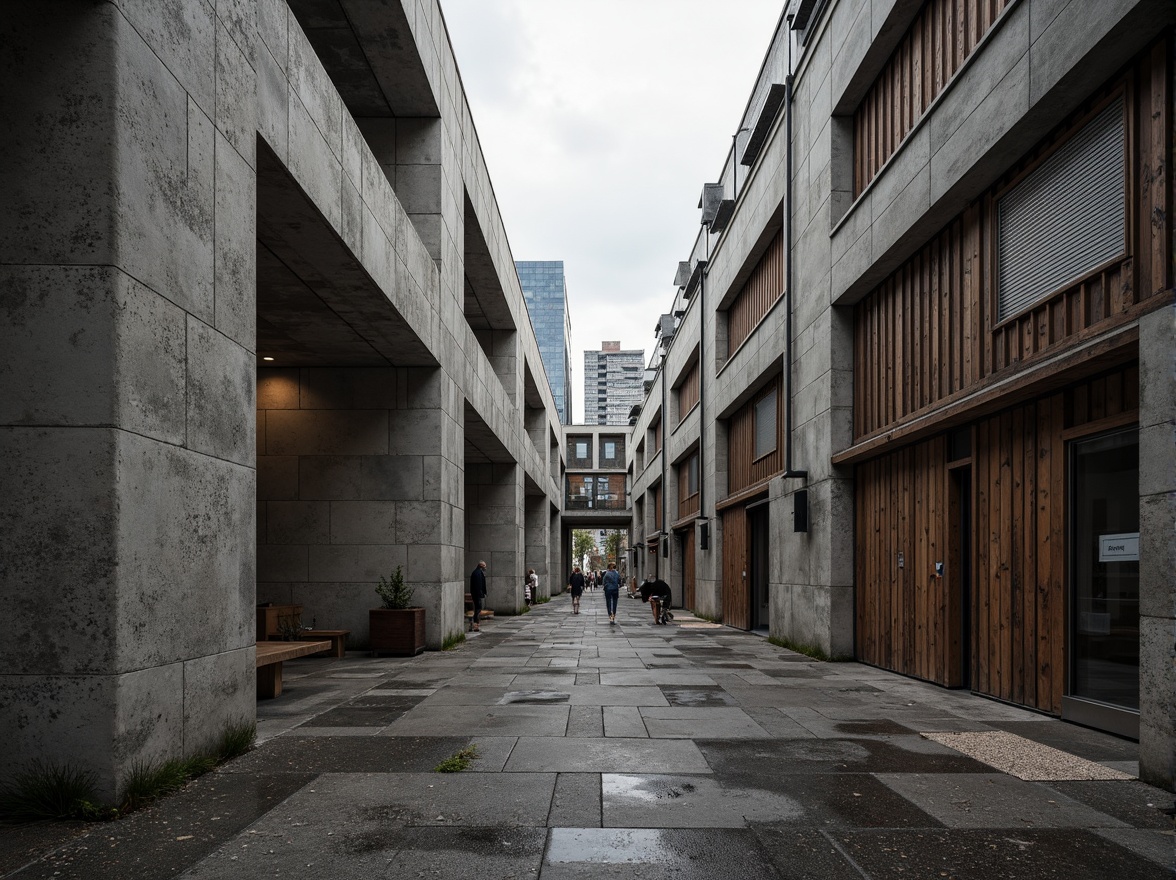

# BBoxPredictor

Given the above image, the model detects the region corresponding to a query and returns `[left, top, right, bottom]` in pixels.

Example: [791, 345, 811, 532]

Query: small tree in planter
[369, 566, 426, 656]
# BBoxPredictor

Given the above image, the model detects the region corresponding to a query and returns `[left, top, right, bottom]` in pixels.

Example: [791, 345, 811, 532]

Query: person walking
[469, 560, 487, 632]
[602, 562, 622, 625]
[568, 565, 585, 614]
[526, 568, 539, 607]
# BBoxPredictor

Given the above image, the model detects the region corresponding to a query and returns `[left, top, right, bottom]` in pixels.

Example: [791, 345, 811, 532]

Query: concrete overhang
[288, 0, 438, 118]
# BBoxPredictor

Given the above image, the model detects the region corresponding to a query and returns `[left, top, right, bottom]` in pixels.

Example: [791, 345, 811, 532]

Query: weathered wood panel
[721, 507, 749, 629]
[682, 527, 696, 611]
[726, 229, 784, 357]
[856, 365, 1139, 712]
[853, 47, 1170, 441]
[727, 376, 785, 494]
[676, 361, 700, 424]
[677, 452, 700, 520]
[854, 0, 1010, 196]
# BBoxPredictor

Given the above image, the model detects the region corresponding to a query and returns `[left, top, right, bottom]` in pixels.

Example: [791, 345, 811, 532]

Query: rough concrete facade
[628, 0, 1174, 788]
[1, 0, 563, 801]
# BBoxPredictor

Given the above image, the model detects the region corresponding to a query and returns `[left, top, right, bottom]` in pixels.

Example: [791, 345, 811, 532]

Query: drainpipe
[783, 28, 806, 481]
[660, 348, 668, 570]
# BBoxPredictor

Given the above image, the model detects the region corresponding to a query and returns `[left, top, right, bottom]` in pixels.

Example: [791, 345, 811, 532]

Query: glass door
[1069, 429, 1139, 715]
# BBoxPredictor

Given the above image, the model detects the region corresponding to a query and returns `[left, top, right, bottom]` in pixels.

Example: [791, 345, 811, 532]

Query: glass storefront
[1070, 429, 1139, 711]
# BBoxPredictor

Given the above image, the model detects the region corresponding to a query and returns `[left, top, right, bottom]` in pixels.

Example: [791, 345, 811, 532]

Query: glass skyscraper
[516, 261, 573, 425]
[584, 342, 645, 425]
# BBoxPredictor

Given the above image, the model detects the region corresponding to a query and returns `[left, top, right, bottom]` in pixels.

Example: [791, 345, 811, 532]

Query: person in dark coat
[568, 565, 585, 614]
[638, 573, 672, 624]
[469, 560, 487, 632]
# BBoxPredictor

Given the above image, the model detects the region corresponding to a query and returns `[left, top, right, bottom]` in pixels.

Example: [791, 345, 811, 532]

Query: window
[997, 96, 1125, 322]
[576, 441, 588, 459]
[604, 441, 616, 459]
[687, 453, 699, 497]
[754, 391, 776, 459]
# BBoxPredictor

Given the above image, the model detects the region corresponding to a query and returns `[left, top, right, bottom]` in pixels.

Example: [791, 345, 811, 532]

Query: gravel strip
[921, 731, 1135, 781]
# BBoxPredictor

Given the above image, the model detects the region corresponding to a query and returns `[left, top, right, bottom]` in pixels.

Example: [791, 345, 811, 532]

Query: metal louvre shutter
[997, 96, 1126, 322]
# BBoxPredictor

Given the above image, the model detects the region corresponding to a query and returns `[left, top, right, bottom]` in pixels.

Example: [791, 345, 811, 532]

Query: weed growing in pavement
[442, 631, 466, 651]
[0, 760, 101, 822]
[768, 635, 850, 662]
[433, 745, 479, 773]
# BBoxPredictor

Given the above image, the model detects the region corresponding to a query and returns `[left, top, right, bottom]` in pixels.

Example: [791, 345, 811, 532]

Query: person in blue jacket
[602, 562, 622, 625]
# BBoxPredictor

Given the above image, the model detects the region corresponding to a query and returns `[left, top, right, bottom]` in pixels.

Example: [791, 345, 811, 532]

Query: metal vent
[997, 96, 1125, 323]
[699, 184, 724, 225]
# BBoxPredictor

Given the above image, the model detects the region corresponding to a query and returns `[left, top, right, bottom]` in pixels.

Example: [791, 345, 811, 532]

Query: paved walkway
[2, 591, 1172, 878]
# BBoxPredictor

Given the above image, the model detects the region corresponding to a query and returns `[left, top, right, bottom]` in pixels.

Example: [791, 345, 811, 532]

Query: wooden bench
[255, 640, 331, 699]
[299, 629, 350, 659]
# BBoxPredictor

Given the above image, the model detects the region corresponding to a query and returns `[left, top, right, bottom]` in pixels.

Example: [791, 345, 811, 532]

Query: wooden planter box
[369, 607, 426, 656]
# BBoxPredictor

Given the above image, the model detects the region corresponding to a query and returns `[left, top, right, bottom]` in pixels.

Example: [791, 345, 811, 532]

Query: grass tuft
[433, 745, 479, 773]
[0, 760, 99, 823]
[441, 631, 466, 651]
[212, 719, 256, 761]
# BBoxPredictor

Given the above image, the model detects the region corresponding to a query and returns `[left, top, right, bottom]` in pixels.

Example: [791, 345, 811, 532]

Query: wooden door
[721, 507, 750, 629]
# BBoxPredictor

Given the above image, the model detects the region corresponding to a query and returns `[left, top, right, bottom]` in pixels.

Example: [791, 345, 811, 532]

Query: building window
[997, 95, 1126, 323]
[687, 453, 699, 497]
[576, 441, 588, 459]
[604, 441, 616, 459]
[754, 391, 776, 459]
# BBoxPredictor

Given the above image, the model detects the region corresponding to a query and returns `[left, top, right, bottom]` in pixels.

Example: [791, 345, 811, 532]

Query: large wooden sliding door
[681, 528, 696, 611]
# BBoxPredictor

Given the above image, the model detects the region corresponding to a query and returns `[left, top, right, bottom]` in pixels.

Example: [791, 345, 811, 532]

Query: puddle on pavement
[546, 828, 674, 864]
[601, 775, 698, 804]
[499, 690, 570, 704]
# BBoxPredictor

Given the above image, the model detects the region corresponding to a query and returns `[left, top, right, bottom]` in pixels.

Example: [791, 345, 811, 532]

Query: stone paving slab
[875, 772, 1130, 828]
[502, 737, 711, 774]
[5, 591, 1171, 879]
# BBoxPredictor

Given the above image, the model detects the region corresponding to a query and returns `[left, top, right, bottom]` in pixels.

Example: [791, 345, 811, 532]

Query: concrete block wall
[1, 0, 566, 800]
[256, 367, 465, 650]
[1138, 304, 1176, 790]
[465, 463, 526, 614]
[0, 2, 258, 801]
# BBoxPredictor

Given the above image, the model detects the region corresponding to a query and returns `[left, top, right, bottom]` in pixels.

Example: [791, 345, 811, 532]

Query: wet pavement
[2, 591, 1173, 879]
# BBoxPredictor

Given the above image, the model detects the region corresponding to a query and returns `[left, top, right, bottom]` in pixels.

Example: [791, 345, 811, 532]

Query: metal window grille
[997, 96, 1125, 322]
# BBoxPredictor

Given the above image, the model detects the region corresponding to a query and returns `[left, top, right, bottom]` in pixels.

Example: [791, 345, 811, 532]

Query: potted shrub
[369, 566, 426, 656]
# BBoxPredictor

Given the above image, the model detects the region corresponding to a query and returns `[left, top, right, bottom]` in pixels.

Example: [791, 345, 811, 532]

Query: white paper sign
[1099, 532, 1139, 562]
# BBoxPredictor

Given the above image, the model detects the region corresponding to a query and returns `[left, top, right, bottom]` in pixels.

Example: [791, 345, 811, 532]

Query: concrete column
[257, 366, 464, 651]
[466, 463, 525, 614]
[525, 494, 549, 599]
[1137, 303, 1175, 790]
[0, 3, 256, 801]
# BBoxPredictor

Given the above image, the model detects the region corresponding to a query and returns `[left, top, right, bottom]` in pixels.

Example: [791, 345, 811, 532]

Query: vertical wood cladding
[854, 0, 1010, 196]
[682, 527, 696, 611]
[726, 229, 784, 357]
[721, 507, 749, 629]
[853, 45, 1170, 441]
[727, 376, 785, 494]
[652, 483, 662, 531]
[677, 453, 701, 520]
[676, 361, 700, 424]
[855, 366, 1139, 712]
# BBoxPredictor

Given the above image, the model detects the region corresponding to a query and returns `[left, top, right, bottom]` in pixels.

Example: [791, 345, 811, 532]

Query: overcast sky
[439, 0, 785, 423]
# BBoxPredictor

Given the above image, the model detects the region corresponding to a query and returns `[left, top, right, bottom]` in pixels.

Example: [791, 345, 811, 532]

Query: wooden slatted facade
[677, 452, 701, 520]
[676, 361, 700, 424]
[856, 366, 1140, 711]
[853, 0, 1010, 196]
[651, 483, 662, 531]
[727, 376, 785, 495]
[725, 230, 784, 358]
[853, 46, 1171, 441]
[681, 527, 696, 611]
[721, 507, 750, 629]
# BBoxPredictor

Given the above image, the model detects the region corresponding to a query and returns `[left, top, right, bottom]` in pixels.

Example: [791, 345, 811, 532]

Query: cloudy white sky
[439, 0, 785, 423]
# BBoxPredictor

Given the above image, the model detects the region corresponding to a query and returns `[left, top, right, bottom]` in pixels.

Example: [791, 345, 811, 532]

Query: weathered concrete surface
[1, 596, 1169, 879]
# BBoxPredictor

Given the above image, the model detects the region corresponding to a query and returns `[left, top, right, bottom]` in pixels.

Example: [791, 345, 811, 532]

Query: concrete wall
[1138, 304, 1176, 790]
[0, 0, 565, 800]
[256, 367, 466, 649]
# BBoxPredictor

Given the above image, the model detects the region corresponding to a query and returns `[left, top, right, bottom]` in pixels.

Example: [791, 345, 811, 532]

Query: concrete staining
[2, 596, 1170, 879]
